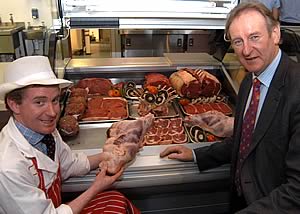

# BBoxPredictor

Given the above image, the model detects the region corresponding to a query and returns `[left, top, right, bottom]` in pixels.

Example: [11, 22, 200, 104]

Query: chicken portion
[100, 114, 155, 175]
[184, 110, 234, 138]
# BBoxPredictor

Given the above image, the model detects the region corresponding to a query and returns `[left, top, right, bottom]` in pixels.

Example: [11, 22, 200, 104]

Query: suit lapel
[246, 53, 288, 157]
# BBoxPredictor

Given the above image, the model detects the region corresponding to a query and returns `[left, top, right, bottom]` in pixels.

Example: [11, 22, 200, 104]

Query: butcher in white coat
[0, 56, 140, 214]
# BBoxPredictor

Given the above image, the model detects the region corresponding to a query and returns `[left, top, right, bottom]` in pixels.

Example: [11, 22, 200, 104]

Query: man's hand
[160, 145, 194, 162]
[92, 162, 124, 192]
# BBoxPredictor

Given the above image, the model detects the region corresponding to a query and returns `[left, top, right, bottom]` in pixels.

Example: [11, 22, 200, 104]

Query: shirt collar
[14, 120, 44, 146]
[253, 49, 282, 87]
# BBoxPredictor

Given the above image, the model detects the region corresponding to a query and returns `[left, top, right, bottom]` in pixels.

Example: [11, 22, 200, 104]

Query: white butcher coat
[0, 117, 90, 214]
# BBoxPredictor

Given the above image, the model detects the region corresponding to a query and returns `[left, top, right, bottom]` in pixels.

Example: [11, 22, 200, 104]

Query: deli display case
[57, 0, 240, 212]
[61, 53, 237, 213]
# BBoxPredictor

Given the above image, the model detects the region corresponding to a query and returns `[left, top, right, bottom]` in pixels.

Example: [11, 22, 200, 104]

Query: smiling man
[0, 56, 139, 214]
[160, 2, 300, 213]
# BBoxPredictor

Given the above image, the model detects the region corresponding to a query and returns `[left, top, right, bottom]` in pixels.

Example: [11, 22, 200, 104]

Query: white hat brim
[0, 79, 72, 100]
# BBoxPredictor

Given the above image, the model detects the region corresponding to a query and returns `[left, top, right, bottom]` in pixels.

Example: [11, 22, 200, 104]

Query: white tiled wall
[0, 0, 55, 28]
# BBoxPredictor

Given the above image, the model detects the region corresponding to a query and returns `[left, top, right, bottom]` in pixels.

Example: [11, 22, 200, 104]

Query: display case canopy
[61, 0, 239, 29]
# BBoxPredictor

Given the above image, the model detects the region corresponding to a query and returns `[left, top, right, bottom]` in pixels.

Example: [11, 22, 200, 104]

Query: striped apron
[31, 158, 140, 214]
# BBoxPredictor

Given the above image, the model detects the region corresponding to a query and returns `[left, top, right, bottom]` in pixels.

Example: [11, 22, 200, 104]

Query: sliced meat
[143, 118, 187, 146]
[156, 118, 170, 128]
[183, 102, 232, 116]
[216, 102, 233, 115]
[144, 135, 160, 145]
[83, 97, 128, 120]
[169, 117, 183, 128]
[160, 134, 173, 145]
[172, 133, 187, 144]
[183, 104, 198, 114]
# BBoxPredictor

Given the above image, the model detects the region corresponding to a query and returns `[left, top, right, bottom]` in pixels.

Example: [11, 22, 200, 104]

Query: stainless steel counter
[65, 57, 172, 73]
[63, 132, 230, 192]
[62, 127, 231, 213]
[164, 52, 221, 68]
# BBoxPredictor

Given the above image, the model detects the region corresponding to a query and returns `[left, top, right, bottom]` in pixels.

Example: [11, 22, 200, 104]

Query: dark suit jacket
[194, 52, 300, 213]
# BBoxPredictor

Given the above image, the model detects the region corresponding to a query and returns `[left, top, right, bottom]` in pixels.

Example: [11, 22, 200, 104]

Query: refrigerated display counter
[62, 53, 237, 213]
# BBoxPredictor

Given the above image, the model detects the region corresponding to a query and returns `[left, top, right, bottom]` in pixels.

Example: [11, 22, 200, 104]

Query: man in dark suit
[160, 2, 300, 213]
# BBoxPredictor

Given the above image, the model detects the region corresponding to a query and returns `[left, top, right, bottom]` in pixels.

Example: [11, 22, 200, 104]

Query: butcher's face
[11, 86, 61, 134]
[228, 10, 280, 75]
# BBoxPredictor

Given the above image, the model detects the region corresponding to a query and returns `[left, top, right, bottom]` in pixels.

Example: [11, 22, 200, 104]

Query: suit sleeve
[237, 103, 300, 213]
[194, 136, 233, 171]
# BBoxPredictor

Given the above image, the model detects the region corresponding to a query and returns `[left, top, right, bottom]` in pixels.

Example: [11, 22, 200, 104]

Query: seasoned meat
[58, 115, 79, 137]
[68, 96, 87, 106]
[70, 87, 88, 99]
[64, 102, 86, 119]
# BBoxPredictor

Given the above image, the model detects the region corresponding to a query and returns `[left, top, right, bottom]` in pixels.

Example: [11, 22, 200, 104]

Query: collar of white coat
[6, 117, 58, 173]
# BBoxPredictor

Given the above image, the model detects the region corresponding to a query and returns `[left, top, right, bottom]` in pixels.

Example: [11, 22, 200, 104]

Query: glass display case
[61, 0, 239, 29]
[61, 53, 237, 213]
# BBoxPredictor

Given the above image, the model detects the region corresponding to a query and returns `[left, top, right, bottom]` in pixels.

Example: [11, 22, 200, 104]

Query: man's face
[11, 86, 61, 134]
[229, 10, 280, 75]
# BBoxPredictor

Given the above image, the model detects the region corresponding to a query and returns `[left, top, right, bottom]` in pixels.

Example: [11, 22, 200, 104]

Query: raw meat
[143, 118, 187, 145]
[144, 73, 171, 88]
[189, 69, 221, 97]
[82, 97, 128, 120]
[169, 68, 221, 98]
[70, 87, 88, 99]
[100, 114, 155, 175]
[183, 102, 232, 115]
[64, 102, 86, 119]
[58, 115, 79, 137]
[68, 96, 87, 106]
[137, 102, 169, 117]
[184, 110, 234, 137]
[169, 69, 200, 98]
[76, 78, 113, 95]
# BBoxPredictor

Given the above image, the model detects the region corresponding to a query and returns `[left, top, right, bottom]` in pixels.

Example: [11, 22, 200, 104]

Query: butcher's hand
[160, 145, 193, 162]
[92, 162, 124, 192]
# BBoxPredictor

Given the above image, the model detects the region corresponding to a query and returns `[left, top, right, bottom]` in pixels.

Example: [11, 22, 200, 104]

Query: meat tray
[62, 93, 129, 124]
[128, 100, 179, 119]
[80, 97, 129, 124]
[178, 100, 233, 116]
[143, 117, 191, 146]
